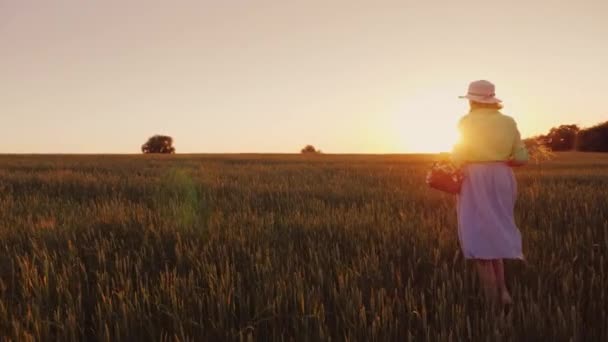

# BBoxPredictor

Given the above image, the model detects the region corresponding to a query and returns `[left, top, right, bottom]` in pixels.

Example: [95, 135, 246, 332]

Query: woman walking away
[451, 80, 529, 305]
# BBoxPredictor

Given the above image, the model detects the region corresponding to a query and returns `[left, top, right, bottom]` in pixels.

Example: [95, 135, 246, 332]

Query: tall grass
[0, 153, 606, 340]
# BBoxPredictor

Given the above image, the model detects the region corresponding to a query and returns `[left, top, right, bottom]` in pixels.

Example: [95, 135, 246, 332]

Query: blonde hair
[469, 100, 503, 111]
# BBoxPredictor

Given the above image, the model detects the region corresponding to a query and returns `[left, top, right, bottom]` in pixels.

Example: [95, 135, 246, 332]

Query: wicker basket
[425, 161, 464, 194]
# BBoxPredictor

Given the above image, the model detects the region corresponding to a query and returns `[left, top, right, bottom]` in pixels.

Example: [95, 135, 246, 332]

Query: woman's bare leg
[492, 259, 513, 305]
[475, 260, 498, 303]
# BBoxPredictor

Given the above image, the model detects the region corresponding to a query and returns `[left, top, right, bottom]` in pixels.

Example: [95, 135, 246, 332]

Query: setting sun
[391, 87, 464, 153]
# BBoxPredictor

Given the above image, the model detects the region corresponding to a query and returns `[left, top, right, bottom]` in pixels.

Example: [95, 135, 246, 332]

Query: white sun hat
[459, 80, 502, 104]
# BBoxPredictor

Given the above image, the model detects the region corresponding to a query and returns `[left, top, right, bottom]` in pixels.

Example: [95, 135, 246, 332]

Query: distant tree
[300, 145, 322, 154]
[545, 124, 580, 151]
[142, 135, 176, 154]
[576, 121, 608, 152]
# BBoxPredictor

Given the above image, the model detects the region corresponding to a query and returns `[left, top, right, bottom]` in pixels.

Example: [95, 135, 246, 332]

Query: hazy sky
[2, 0, 607, 153]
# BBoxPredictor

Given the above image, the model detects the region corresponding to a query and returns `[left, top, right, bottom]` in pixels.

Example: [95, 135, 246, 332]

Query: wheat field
[0, 152, 606, 341]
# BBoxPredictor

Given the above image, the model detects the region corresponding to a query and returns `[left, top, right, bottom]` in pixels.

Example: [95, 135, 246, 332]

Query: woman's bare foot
[500, 290, 513, 305]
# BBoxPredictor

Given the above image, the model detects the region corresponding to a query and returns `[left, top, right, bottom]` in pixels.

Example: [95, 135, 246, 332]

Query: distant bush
[142, 135, 175, 154]
[300, 145, 322, 154]
[543, 124, 580, 151]
[533, 121, 608, 153]
[576, 121, 608, 152]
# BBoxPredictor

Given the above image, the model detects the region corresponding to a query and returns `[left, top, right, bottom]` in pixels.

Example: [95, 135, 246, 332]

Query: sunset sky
[2, 0, 607, 153]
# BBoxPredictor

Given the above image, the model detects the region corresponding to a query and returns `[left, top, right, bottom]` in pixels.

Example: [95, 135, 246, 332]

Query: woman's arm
[509, 120, 529, 166]
[450, 117, 468, 166]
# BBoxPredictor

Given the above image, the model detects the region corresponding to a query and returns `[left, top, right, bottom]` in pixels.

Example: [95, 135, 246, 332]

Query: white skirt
[457, 162, 524, 260]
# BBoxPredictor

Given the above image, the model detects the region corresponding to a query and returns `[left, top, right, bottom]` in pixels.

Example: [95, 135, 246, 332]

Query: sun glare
[392, 87, 464, 153]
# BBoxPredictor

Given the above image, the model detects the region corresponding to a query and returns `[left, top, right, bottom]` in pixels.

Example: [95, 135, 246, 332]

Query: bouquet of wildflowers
[524, 137, 555, 163]
[426, 160, 464, 194]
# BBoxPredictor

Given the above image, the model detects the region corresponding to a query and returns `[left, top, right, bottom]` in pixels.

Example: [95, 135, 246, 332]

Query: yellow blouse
[451, 108, 529, 164]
